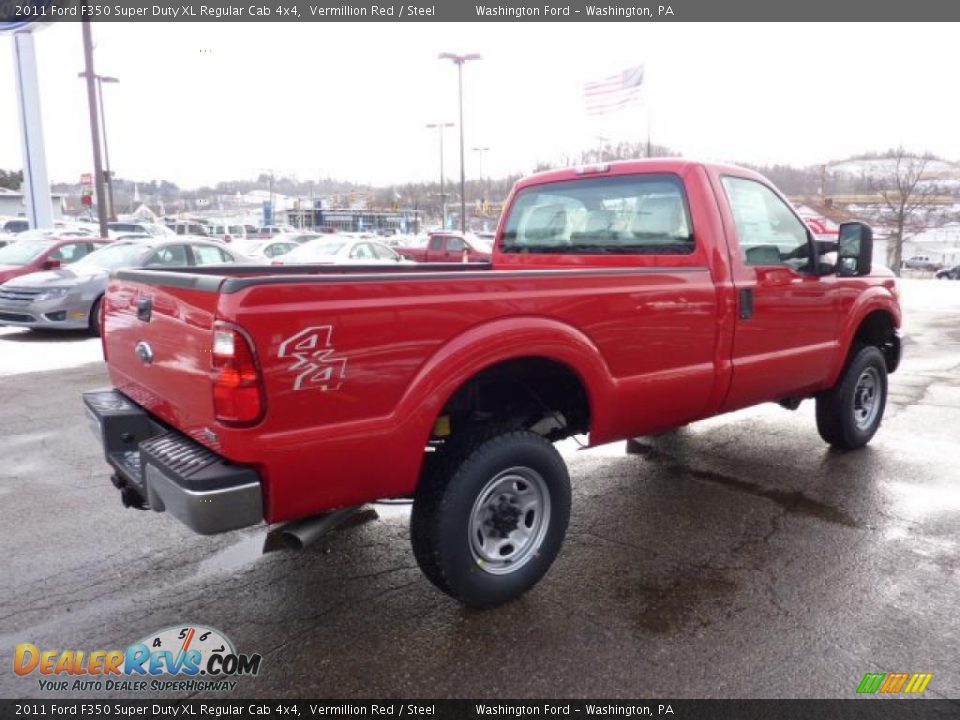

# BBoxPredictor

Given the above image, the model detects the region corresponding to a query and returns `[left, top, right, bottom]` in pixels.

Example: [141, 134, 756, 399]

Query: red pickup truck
[84, 159, 901, 607]
[397, 231, 492, 263]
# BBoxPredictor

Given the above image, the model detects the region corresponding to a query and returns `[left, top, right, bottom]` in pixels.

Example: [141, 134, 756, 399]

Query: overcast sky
[1, 22, 957, 189]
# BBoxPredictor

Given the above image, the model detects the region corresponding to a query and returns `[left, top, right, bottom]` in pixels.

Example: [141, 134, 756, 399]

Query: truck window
[501, 174, 694, 255]
[447, 237, 465, 252]
[428, 236, 444, 251]
[721, 176, 811, 269]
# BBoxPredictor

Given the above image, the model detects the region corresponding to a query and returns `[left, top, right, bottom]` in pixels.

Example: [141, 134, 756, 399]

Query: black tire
[88, 297, 103, 336]
[815, 345, 888, 450]
[410, 428, 571, 608]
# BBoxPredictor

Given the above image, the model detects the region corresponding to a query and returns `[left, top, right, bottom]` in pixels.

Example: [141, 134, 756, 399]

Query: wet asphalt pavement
[1, 281, 958, 700]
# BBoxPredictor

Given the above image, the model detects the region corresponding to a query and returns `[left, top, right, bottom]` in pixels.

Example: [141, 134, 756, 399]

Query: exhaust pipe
[264, 505, 378, 552]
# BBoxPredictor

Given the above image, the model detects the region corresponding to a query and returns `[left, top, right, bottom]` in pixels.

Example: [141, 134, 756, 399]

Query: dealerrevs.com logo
[14, 625, 262, 693]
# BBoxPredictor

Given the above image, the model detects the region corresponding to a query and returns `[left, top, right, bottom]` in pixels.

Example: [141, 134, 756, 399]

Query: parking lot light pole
[472, 146, 490, 181]
[80, 20, 109, 239]
[426, 122, 454, 229]
[78, 71, 119, 220]
[439, 52, 480, 233]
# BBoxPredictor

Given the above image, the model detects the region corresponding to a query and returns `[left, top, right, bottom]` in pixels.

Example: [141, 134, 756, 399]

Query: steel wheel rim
[468, 466, 551, 575]
[853, 366, 882, 430]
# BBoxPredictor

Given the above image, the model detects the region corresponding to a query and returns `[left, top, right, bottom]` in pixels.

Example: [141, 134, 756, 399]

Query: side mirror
[836, 222, 873, 277]
[43, 258, 61, 270]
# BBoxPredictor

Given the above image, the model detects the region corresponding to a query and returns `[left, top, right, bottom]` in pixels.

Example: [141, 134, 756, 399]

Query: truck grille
[0, 286, 43, 303]
[141, 433, 220, 477]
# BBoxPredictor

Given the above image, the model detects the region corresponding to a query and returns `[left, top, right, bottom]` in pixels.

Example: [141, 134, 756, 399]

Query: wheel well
[433, 357, 591, 443]
[852, 310, 899, 373]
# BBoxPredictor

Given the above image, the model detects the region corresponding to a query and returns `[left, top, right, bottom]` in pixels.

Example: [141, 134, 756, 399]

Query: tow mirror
[836, 222, 873, 276]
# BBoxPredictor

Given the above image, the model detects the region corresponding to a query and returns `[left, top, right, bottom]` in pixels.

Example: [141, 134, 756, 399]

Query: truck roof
[513, 158, 764, 191]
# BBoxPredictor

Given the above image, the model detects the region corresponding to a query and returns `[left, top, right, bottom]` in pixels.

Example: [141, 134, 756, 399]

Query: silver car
[0, 238, 248, 335]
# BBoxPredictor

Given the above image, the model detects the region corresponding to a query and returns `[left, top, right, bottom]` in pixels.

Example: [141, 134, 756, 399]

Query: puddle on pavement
[616, 575, 737, 634]
[194, 532, 267, 579]
[629, 441, 861, 528]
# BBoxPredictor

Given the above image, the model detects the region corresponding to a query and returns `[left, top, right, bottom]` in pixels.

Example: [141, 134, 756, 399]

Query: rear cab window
[501, 174, 694, 255]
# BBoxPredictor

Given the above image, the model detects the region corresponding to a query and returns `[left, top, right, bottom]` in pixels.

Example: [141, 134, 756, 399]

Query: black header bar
[2, 0, 960, 23]
[3, 700, 960, 718]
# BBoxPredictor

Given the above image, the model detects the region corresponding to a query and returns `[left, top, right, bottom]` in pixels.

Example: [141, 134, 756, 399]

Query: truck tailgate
[103, 275, 223, 446]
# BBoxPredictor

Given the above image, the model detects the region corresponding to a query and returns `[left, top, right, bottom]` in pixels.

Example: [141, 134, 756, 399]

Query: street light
[438, 52, 481, 233]
[472, 146, 490, 180]
[78, 70, 119, 220]
[426, 122, 454, 228]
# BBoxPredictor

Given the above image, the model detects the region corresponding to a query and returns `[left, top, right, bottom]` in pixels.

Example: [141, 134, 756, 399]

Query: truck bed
[103, 260, 719, 522]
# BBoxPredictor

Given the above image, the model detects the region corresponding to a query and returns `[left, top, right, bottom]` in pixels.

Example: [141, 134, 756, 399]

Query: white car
[275, 237, 414, 266]
[108, 222, 175, 238]
[208, 223, 248, 244]
[232, 238, 299, 262]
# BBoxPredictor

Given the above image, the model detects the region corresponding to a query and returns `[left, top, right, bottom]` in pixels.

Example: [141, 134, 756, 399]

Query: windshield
[0, 240, 54, 266]
[74, 242, 151, 270]
[501, 174, 694, 255]
[285, 240, 345, 261]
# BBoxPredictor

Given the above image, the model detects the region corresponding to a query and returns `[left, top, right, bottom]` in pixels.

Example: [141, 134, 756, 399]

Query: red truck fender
[827, 285, 902, 387]
[394, 316, 618, 462]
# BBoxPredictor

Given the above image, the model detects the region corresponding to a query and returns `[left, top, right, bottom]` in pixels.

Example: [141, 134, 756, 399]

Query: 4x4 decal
[278, 326, 347, 392]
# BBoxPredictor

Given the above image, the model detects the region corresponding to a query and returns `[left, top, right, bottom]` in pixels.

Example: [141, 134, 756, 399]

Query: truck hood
[5, 266, 107, 288]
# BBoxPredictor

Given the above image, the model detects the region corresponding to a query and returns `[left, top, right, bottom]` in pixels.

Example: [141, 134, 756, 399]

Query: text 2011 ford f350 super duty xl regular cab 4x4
[84, 159, 902, 607]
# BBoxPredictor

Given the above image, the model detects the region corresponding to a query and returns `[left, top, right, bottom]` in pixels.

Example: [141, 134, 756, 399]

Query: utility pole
[81, 20, 109, 238]
[439, 52, 481, 233]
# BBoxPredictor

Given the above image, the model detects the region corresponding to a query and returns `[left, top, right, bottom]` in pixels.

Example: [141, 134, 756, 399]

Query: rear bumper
[82, 389, 263, 535]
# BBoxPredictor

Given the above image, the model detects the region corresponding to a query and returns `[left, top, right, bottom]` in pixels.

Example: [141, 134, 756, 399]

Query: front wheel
[815, 345, 888, 450]
[411, 429, 571, 607]
[88, 297, 103, 337]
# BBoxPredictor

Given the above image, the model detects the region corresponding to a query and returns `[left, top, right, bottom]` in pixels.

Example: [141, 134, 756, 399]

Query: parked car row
[0, 236, 250, 335]
[0, 228, 486, 337]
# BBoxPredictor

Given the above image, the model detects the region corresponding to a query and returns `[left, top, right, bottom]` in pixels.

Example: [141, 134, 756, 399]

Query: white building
[0, 187, 66, 220]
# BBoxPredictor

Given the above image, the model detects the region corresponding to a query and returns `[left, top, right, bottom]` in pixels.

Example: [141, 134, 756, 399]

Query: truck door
[426, 234, 445, 262]
[713, 173, 842, 411]
[445, 235, 466, 262]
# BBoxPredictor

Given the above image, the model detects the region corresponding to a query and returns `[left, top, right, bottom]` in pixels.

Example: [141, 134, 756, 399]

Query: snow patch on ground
[0, 327, 104, 377]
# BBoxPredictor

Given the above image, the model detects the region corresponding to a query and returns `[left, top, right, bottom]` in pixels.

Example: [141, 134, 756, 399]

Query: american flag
[584, 65, 645, 116]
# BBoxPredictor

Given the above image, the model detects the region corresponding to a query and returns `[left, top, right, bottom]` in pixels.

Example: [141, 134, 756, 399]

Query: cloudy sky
[1, 22, 957, 189]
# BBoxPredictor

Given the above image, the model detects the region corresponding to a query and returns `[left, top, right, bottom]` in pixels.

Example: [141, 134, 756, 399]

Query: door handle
[137, 295, 152, 322]
[738, 288, 754, 320]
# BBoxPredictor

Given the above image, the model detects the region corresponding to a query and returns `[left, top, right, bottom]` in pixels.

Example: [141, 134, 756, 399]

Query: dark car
[935, 265, 960, 280]
[0, 236, 111, 285]
[2, 219, 29, 234]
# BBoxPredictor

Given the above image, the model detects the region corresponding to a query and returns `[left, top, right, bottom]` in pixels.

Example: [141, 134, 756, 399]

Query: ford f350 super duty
[84, 159, 902, 607]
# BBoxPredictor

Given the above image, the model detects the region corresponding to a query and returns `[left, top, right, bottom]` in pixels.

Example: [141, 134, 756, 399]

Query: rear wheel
[411, 428, 571, 607]
[815, 345, 888, 450]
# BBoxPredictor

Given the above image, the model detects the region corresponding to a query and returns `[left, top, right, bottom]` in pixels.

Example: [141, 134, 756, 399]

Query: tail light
[224, 234, 232, 243]
[211, 322, 265, 425]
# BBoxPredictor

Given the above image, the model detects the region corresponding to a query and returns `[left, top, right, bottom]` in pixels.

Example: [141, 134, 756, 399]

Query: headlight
[34, 287, 70, 301]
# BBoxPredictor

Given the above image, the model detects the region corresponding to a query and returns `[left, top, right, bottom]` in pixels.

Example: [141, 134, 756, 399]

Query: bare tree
[873, 147, 940, 275]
